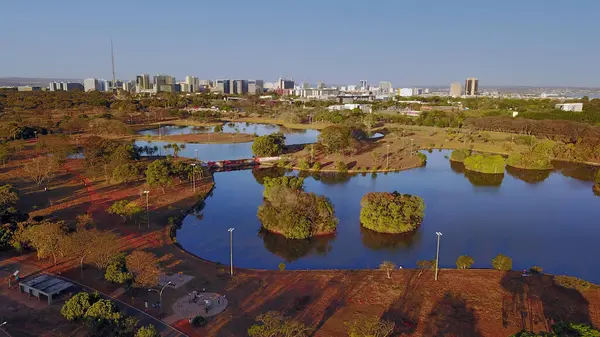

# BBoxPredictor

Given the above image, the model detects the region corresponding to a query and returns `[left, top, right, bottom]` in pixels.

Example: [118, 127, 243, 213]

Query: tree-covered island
[359, 192, 425, 234]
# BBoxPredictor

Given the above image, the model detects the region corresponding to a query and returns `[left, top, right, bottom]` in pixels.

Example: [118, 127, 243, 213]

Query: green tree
[450, 149, 471, 163]
[456, 255, 474, 269]
[252, 132, 285, 157]
[278, 263, 286, 272]
[105, 253, 133, 284]
[112, 163, 144, 183]
[16, 221, 68, 265]
[84, 299, 121, 321]
[359, 192, 425, 234]
[463, 154, 505, 174]
[213, 124, 223, 133]
[379, 261, 397, 279]
[107, 200, 143, 226]
[135, 325, 160, 337]
[145, 159, 173, 193]
[0, 184, 19, 224]
[344, 315, 395, 337]
[335, 161, 348, 172]
[163, 143, 186, 158]
[247, 311, 310, 337]
[61, 292, 101, 321]
[318, 125, 353, 154]
[492, 253, 512, 271]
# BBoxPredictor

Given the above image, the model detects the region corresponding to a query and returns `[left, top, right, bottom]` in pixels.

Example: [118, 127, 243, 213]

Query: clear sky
[1, 0, 598, 87]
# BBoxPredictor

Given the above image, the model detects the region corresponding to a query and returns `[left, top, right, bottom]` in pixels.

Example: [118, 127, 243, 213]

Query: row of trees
[257, 176, 338, 239]
[61, 291, 160, 337]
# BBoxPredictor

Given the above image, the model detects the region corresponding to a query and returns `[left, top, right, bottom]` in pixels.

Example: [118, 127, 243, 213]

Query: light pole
[410, 138, 414, 157]
[228, 228, 235, 277]
[0, 321, 12, 337]
[386, 144, 390, 169]
[148, 281, 172, 308]
[435, 232, 442, 281]
[190, 163, 196, 193]
[194, 149, 199, 161]
[143, 190, 150, 229]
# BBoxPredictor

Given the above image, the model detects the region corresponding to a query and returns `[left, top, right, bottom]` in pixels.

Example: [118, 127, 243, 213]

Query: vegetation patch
[450, 149, 471, 163]
[464, 153, 505, 174]
[506, 152, 553, 170]
[554, 275, 593, 292]
[252, 132, 285, 157]
[257, 176, 338, 239]
[359, 192, 425, 234]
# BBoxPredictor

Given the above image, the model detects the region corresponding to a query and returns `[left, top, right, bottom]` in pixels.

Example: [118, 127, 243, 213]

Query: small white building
[328, 104, 372, 114]
[555, 103, 583, 112]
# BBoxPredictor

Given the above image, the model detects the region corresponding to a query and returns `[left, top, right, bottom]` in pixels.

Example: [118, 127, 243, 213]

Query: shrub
[464, 154, 505, 174]
[311, 162, 321, 171]
[506, 152, 552, 170]
[297, 158, 310, 170]
[61, 292, 101, 321]
[417, 152, 427, 166]
[530, 266, 543, 274]
[595, 169, 600, 184]
[450, 149, 470, 162]
[189, 316, 208, 328]
[360, 192, 425, 234]
[456, 255, 474, 269]
[335, 161, 348, 173]
[491, 253, 512, 271]
[555, 275, 592, 292]
[135, 325, 161, 337]
[278, 263, 286, 271]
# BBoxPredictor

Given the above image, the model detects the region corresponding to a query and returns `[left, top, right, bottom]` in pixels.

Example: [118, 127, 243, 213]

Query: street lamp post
[190, 163, 196, 193]
[228, 228, 235, 277]
[435, 232, 442, 281]
[386, 144, 390, 169]
[194, 149, 199, 161]
[143, 190, 150, 229]
[0, 321, 12, 337]
[410, 139, 415, 157]
[148, 281, 173, 308]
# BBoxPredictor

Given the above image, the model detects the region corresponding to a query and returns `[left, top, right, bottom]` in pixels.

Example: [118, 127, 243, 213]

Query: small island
[463, 153, 505, 174]
[257, 176, 338, 239]
[506, 152, 553, 170]
[450, 149, 471, 163]
[594, 170, 600, 196]
[359, 192, 425, 234]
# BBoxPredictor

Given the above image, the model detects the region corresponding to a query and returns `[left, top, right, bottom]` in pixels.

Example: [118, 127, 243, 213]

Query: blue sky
[1, 0, 598, 87]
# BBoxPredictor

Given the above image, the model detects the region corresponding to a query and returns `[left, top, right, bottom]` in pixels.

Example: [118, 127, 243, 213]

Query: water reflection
[251, 167, 289, 185]
[506, 166, 551, 184]
[310, 172, 354, 185]
[360, 227, 421, 251]
[463, 170, 504, 187]
[552, 161, 597, 182]
[258, 229, 335, 262]
[450, 161, 465, 174]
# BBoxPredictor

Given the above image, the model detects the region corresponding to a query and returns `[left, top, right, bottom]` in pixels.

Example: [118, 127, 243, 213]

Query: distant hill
[0, 77, 82, 87]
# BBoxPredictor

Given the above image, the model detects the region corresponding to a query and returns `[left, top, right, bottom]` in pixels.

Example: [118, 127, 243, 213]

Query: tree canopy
[492, 253, 512, 271]
[463, 154, 505, 174]
[252, 132, 285, 157]
[318, 125, 354, 154]
[258, 176, 338, 239]
[450, 149, 471, 163]
[247, 311, 310, 337]
[359, 192, 425, 234]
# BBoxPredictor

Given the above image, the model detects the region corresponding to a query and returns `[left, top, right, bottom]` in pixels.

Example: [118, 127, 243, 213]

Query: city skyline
[1, 0, 599, 87]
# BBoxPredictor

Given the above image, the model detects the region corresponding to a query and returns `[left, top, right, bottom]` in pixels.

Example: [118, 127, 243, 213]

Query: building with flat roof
[18, 86, 42, 92]
[555, 103, 583, 112]
[215, 79, 230, 94]
[379, 81, 393, 93]
[19, 274, 73, 305]
[248, 80, 264, 95]
[136, 74, 151, 92]
[278, 78, 294, 90]
[464, 77, 479, 96]
[450, 82, 462, 97]
[84, 78, 102, 92]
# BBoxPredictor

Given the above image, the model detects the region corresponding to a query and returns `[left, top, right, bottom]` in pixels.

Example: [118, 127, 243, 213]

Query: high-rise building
[185, 76, 199, 92]
[215, 79, 230, 94]
[230, 80, 247, 94]
[278, 78, 294, 90]
[84, 78, 102, 92]
[247, 80, 264, 95]
[359, 80, 368, 90]
[449, 82, 462, 97]
[122, 81, 133, 92]
[136, 74, 151, 92]
[379, 81, 393, 93]
[464, 78, 479, 96]
[49, 81, 83, 91]
[153, 75, 175, 93]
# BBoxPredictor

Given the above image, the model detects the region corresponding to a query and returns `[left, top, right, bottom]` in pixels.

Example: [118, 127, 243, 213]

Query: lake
[176, 149, 600, 283]
[135, 122, 319, 161]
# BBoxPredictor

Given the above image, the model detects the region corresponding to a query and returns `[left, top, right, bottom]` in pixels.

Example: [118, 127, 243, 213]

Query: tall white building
[464, 77, 479, 96]
[450, 82, 462, 97]
[185, 76, 199, 92]
[398, 88, 414, 97]
[84, 78, 101, 92]
[379, 81, 393, 93]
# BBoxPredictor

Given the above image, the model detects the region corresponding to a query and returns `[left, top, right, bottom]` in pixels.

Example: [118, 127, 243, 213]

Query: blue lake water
[177, 149, 600, 283]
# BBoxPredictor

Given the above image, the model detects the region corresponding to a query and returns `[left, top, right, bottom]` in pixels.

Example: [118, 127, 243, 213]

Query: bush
[456, 255, 474, 269]
[297, 159, 310, 170]
[252, 132, 285, 157]
[61, 292, 101, 321]
[189, 316, 208, 328]
[278, 263, 286, 271]
[491, 253, 512, 271]
[335, 161, 347, 172]
[105, 253, 133, 284]
[135, 325, 161, 337]
[595, 169, 600, 183]
[464, 154, 505, 174]
[555, 275, 592, 292]
[417, 152, 427, 166]
[450, 149, 471, 162]
[311, 162, 321, 171]
[530, 266, 543, 274]
[360, 192, 425, 234]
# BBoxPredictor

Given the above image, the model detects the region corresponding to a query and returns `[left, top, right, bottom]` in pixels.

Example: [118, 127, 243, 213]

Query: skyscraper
[247, 80, 264, 95]
[464, 78, 479, 96]
[153, 75, 175, 93]
[359, 80, 368, 90]
[278, 78, 294, 90]
[136, 74, 151, 91]
[379, 81, 393, 93]
[185, 76, 199, 92]
[215, 79, 230, 94]
[449, 82, 462, 97]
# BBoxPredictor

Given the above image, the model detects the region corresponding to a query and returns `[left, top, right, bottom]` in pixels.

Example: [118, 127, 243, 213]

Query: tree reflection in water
[251, 167, 290, 185]
[463, 170, 504, 187]
[506, 166, 551, 184]
[552, 161, 597, 182]
[258, 228, 335, 263]
[450, 161, 465, 174]
[310, 172, 354, 185]
[360, 226, 421, 251]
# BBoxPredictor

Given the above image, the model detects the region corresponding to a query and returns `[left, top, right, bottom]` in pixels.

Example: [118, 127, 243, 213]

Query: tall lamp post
[386, 144, 390, 169]
[194, 149, 199, 161]
[410, 138, 415, 157]
[435, 232, 442, 281]
[190, 163, 196, 193]
[228, 228, 235, 277]
[0, 321, 12, 337]
[148, 281, 173, 309]
[143, 190, 150, 229]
